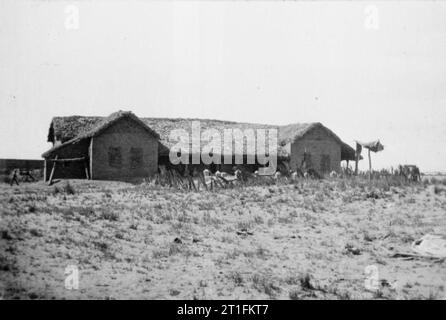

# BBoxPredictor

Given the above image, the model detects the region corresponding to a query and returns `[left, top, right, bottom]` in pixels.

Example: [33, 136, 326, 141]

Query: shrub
[29, 228, 42, 237]
[197, 201, 214, 211]
[152, 249, 168, 259]
[64, 182, 76, 195]
[53, 182, 76, 195]
[252, 274, 281, 297]
[168, 243, 182, 256]
[289, 289, 300, 300]
[299, 273, 314, 290]
[434, 186, 444, 195]
[101, 211, 119, 221]
[229, 271, 244, 286]
[284, 275, 301, 286]
[52, 186, 60, 195]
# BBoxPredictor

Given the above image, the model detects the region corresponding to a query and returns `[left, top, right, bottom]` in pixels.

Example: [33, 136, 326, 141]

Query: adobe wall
[91, 118, 158, 180]
[289, 127, 341, 174]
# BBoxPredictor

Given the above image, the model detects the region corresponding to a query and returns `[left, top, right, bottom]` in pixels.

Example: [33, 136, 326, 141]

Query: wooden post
[197, 172, 207, 191]
[168, 170, 175, 188]
[215, 176, 225, 188]
[48, 157, 85, 162]
[355, 142, 362, 176]
[84, 160, 90, 180]
[188, 176, 197, 192]
[368, 149, 372, 180]
[89, 138, 93, 180]
[48, 155, 58, 185]
[44, 159, 47, 182]
[173, 170, 185, 189]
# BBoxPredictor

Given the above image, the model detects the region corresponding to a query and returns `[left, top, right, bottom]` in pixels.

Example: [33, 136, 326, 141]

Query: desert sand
[1, 177, 445, 299]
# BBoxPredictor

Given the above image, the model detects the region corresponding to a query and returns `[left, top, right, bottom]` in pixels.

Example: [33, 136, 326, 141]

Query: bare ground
[0, 178, 445, 300]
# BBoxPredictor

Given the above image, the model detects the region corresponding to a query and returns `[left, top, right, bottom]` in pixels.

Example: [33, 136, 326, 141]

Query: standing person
[10, 169, 20, 186]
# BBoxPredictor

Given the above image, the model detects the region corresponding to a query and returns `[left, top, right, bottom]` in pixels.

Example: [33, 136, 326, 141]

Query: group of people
[8, 169, 36, 186]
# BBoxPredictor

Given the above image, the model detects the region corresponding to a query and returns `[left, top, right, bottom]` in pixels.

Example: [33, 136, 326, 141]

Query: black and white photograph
[0, 0, 445, 304]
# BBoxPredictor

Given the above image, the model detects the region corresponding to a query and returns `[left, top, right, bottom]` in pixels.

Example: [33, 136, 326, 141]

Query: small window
[108, 147, 122, 168]
[130, 147, 143, 169]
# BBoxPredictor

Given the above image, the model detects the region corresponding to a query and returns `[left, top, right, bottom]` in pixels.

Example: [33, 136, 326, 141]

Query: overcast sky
[1, 1, 445, 172]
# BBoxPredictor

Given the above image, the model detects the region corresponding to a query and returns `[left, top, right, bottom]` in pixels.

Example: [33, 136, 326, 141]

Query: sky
[0, 0, 445, 172]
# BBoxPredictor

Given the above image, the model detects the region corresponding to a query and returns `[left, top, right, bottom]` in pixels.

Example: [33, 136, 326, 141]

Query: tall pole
[355, 142, 361, 176]
[368, 149, 372, 179]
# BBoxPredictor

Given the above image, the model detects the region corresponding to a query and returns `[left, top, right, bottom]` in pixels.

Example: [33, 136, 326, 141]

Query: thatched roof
[47, 111, 159, 143]
[279, 122, 357, 161]
[43, 111, 357, 161]
[356, 140, 384, 153]
[43, 111, 159, 157]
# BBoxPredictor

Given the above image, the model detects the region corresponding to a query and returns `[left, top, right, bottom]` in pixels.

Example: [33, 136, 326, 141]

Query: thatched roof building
[41, 110, 358, 182]
[45, 111, 356, 161]
[43, 111, 159, 158]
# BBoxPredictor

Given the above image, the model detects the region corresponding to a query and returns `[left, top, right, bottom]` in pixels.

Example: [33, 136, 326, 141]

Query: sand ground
[0, 178, 445, 299]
